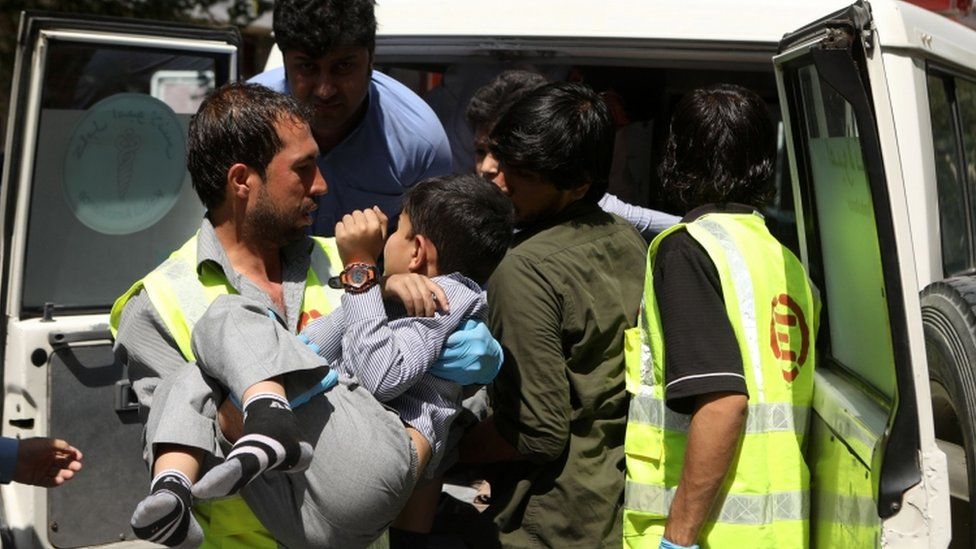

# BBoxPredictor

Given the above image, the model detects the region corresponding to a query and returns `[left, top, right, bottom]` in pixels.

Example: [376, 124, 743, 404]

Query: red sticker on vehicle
[769, 293, 810, 382]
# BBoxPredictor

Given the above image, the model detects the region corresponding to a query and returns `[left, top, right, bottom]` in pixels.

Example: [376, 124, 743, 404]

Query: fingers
[372, 206, 389, 240]
[424, 277, 450, 313]
[336, 208, 385, 265]
[51, 439, 83, 462]
[383, 274, 448, 317]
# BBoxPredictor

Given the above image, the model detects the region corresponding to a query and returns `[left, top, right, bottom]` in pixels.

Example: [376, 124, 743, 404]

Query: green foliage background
[0, 0, 273, 136]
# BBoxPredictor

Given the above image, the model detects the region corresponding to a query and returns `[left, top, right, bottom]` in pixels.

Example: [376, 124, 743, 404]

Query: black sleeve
[654, 231, 748, 414]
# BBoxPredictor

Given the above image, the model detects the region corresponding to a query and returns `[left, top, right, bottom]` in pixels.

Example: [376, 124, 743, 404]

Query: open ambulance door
[0, 12, 239, 548]
[773, 1, 951, 547]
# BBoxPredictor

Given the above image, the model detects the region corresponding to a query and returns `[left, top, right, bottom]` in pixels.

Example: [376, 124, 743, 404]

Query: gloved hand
[659, 537, 699, 549]
[130, 469, 202, 548]
[430, 319, 503, 385]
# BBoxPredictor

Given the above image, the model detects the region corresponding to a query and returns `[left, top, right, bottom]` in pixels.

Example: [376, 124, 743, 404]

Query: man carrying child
[112, 82, 512, 548]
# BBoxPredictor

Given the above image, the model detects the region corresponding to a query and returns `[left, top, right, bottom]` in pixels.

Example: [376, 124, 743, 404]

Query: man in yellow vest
[622, 84, 819, 549]
[112, 82, 440, 548]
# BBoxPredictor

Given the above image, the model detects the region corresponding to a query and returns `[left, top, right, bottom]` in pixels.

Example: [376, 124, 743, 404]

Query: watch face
[348, 266, 369, 286]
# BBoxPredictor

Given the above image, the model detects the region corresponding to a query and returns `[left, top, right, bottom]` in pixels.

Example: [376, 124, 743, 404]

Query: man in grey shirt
[112, 82, 418, 548]
[114, 83, 508, 548]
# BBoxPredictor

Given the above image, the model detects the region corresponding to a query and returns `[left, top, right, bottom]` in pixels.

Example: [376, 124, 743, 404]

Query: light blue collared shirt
[249, 68, 453, 236]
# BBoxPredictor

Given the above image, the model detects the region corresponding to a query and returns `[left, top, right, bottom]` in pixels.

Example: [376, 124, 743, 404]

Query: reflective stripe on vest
[624, 480, 809, 524]
[627, 392, 810, 435]
[696, 218, 765, 402]
[623, 213, 818, 549]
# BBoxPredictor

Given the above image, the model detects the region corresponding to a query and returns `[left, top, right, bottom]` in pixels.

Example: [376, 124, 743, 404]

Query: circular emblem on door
[63, 93, 185, 235]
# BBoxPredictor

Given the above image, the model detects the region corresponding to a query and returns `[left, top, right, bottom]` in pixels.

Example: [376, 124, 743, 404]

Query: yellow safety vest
[110, 232, 342, 548]
[623, 212, 819, 548]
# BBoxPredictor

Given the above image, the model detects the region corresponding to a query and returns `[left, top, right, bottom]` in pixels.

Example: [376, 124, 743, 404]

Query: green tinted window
[796, 64, 895, 398]
[927, 74, 970, 276]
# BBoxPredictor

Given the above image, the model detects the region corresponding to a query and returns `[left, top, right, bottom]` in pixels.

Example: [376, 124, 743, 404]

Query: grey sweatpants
[166, 295, 420, 548]
[239, 377, 418, 548]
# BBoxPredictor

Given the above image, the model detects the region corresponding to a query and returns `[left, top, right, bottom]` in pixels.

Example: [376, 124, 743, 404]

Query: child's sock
[192, 393, 313, 499]
[130, 469, 202, 548]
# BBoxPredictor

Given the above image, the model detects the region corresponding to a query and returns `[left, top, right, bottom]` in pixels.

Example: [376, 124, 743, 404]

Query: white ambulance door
[0, 12, 238, 548]
[773, 1, 950, 547]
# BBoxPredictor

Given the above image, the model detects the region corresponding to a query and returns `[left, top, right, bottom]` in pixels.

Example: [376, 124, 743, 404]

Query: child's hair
[402, 174, 515, 285]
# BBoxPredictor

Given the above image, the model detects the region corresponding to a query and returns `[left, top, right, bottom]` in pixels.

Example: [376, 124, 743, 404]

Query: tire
[921, 277, 976, 549]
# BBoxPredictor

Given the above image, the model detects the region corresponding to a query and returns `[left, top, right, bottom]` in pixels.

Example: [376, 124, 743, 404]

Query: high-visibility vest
[110, 232, 342, 548]
[622, 212, 819, 548]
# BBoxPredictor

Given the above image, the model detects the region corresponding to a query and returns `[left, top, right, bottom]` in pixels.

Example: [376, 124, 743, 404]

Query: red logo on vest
[298, 309, 322, 332]
[769, 293, 810, 382]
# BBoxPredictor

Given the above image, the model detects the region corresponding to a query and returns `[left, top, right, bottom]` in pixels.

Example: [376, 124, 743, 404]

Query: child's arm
[338, 276, 460, 401]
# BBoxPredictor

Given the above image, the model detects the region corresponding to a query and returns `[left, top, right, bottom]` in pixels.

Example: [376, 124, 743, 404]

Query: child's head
[384, 174, 514, 285]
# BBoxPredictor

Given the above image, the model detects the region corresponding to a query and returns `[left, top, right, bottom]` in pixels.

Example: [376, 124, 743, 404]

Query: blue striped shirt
[301, 273, 487, 474]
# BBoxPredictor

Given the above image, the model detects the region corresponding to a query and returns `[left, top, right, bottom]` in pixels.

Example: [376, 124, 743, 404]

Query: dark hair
[273, 0, 377, 58]
[489, 81, 614, 199]
[402, 174, 514, 285]
[660, 84, 775, 209]
[187, 82, 312, 210]
[465, 70, 547, 133]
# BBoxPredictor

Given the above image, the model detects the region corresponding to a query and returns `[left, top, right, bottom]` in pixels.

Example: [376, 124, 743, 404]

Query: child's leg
[390, 476, 444, 548]
[193, 378, 314, 498]
[130, 445, 204, 548]
[188, 295, 334, 498]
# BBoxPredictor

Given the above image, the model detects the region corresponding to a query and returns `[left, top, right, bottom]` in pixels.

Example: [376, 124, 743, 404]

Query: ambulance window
[19, 41, 225, 314]
[959, 78, 976, 223]
[796, 64, 896, 398]
[927, 72, 973, 276]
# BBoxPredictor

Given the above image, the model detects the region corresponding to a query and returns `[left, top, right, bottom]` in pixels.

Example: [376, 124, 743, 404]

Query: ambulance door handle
[48, 328, 113, 348]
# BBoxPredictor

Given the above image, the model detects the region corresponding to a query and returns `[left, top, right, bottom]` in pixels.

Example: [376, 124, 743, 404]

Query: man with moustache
[112, 83, 345, 548]
[250, 0, 452, 235]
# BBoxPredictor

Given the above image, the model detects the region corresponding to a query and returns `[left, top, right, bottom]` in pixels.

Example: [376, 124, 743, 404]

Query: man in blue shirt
[0, 436, 82, 487]
[249, 0, 452, 236]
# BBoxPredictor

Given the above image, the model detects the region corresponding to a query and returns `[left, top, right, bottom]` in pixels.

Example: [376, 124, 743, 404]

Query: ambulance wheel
[921, 278, 976, 549]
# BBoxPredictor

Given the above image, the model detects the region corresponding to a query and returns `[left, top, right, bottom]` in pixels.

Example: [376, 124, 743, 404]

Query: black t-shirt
[654, 203, 755, 413]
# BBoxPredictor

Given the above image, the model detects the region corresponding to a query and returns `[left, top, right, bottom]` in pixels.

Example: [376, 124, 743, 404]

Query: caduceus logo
[115, 127, 142, 199]
[769, 293, 810, 382]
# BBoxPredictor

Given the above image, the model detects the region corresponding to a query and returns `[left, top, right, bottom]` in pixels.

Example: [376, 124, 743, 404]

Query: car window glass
[797, 63, 896, 398]
[20, 42, 224, 314]
[958, 78, 976, 231]
[927, 74, 970, 276]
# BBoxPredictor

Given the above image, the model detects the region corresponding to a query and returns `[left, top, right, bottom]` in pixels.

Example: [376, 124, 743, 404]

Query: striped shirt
[301, 273, 488, 475]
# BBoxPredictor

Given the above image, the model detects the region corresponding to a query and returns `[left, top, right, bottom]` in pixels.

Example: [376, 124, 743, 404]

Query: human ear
[227, 163, 253, 200]
[410, 234, 438, 274]
[568, 181, 593, 201]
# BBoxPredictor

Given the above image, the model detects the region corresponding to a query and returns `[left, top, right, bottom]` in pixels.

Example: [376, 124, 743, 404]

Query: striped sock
[192, 393, 312, 499]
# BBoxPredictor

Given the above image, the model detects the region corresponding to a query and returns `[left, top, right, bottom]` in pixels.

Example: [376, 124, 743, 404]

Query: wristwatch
[328, 262, 380, 294]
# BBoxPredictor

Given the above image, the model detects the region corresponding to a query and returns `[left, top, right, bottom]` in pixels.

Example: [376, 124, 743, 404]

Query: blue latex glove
[430, 319, 503, 385]
[659, 538, 699, 549]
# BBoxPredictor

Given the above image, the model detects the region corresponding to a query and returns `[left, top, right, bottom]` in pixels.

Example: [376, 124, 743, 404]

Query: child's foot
[131, 470, 202, 548]
[192, 393, 313, 499]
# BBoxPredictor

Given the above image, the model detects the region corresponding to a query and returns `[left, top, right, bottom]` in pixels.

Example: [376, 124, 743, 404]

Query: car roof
[374, 0, 854, 44]
[266, 1, 976, 72]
